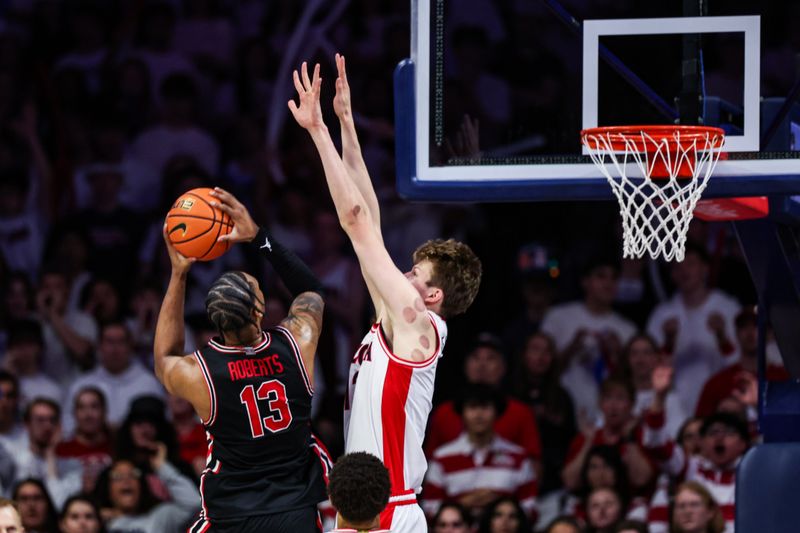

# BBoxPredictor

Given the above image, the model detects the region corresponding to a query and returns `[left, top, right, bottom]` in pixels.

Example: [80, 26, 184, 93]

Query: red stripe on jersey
[193, 351, 217, 426]
[379, 505, 396, 530]
[376, 313, 441, 368]
[381, 360, 413, 493]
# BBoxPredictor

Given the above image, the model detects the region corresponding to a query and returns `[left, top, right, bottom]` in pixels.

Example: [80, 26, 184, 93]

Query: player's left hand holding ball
[208, 187, 259, 244]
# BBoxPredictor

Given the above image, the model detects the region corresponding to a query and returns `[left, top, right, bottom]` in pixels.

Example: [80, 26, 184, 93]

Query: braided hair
[205, 272, 264, 337]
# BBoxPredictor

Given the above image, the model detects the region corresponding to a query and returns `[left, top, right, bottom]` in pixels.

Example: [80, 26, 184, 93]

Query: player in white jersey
[327, 452, 391, 533]
[289, 55, 482, 532]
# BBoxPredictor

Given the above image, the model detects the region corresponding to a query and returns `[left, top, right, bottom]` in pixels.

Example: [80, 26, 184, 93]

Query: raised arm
[333, 54, 381, 232]
[153, 227, 209, 419]
[333, 53, 386, 316]
[209, 187, 325, 375]
[289, 62, 435, 361]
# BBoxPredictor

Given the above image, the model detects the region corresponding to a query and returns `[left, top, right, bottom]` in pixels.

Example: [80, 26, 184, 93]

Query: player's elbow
[339, 203, 371, 234]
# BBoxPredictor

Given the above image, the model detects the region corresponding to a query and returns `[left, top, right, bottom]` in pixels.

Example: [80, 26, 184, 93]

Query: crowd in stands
[0, 0, 792, 532]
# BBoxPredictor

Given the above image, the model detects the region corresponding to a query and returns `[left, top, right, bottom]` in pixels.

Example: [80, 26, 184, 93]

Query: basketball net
[581, 126, 725, 262]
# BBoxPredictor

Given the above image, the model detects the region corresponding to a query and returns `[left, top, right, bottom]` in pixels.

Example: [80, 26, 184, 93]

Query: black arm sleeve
[250, 227, 325, 298]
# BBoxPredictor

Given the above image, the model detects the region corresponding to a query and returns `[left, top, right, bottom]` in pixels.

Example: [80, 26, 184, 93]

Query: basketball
[166, 188, 232, 261]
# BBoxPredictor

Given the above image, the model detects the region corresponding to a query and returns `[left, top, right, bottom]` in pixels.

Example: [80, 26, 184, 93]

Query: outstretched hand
[209, 187, 259, 243]
[333, 53, 352, 121]
[288, 62, 324, 130]
[162, 224, 195, 275]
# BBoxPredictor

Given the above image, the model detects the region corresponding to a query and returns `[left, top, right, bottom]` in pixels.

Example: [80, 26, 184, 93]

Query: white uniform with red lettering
[344, 311, 447, 533]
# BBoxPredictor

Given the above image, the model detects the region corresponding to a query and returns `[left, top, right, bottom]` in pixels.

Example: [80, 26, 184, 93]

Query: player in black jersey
[154, 187, 332, 533]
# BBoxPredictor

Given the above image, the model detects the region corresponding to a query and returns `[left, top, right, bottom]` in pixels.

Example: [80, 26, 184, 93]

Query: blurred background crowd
[0, 0, 791, 532]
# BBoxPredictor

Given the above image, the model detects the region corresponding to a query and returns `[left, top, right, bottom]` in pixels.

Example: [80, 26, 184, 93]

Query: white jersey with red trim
[344, 311, 447, 494]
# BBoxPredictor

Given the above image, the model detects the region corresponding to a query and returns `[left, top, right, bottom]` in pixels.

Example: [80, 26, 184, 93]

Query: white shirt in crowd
[63, 359, 165, 435]
[18, 373, 62, 407]
[41, 310, 99, 388]
[647, 289, 740, 414]
[540, 301, 637, 422]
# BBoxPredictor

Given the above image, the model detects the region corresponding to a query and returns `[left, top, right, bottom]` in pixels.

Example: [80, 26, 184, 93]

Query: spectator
[173, 0, 235, 71]
[544, 516, 582, 533]
[502, 254, 557, 356]
[36, 269, 98, 386]
[40, 229, 91, 314]
[55, 388, 112, 493]
[327, 452, 391, 533]
[647, 416, 705, 533]
[309, 209, 367, 397]
[166, 395, 205, 477]
[104, 58, 154, 138]
[562, 377, 653, 493]
[695, 308, 788, 418]
[476, 496, 530, 533]
[646, 243, 740, 415]
[13, 478, 58, 532]
[115, 396, 195, 489]
[125, 281, 164, 364]
[64, 322, 164, 433]
[671, 481, 725, 533]
[1, 272, 36, 352]
[0, 147, 49, 279]
[80, 279, 123, 325]
[59, 494, 105, 533]
[53, 5, 109, 93]
[643, 367, 749, 533]
[614, 519, 649, 533]
[423, 384, 537, 522]
[541, 256, 636, 422]
[425, 333, 542, 460]
[3, 319, 62, 406]
[512, 331, 575, 495]
[431, 503, 472, 533]
[585, 487, 624, 533]
[131, 3, 196, 103]
[618, 334, 686, 438]
[93, 451, 199, 532]
[216, 39, 275, 118]
[12, 400, 81, 509]
[0, 497, 23, 533]
[0, 372, 26, 450]
[130, 73, 219, 176]
[64, 163, 146, 291]
[677, 417, 704, 457]
[562, 445, 646, 522]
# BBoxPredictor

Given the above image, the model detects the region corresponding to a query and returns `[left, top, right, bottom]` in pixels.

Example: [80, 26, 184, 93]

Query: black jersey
[190, 326, 330, 523]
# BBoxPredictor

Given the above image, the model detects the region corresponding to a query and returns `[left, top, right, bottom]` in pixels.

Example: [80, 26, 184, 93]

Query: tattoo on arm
[285, 292, 324, 341]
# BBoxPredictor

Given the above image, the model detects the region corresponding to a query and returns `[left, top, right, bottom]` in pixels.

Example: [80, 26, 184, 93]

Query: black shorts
[188, 507, 322, 533]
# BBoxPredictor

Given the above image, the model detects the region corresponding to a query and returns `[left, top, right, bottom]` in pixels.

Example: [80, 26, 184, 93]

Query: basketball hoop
[581, 125, 726, 262]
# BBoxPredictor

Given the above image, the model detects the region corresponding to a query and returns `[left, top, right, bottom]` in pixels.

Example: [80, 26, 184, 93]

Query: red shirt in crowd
[425, 398, 541, 459]
[695, 363, 789, 418]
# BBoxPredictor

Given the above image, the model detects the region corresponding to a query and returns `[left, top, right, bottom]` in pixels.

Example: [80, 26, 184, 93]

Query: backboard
[395, 0, 800, 201]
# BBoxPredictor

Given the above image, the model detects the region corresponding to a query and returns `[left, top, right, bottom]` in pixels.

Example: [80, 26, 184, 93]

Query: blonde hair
[671, 481, 725, 533]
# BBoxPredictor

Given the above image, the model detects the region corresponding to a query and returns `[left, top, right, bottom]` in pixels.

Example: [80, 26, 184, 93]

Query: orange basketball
[166, 188, 232, 261]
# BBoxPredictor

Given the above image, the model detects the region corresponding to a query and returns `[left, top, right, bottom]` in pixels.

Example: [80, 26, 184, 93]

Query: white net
[582, 128, 725, 262]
